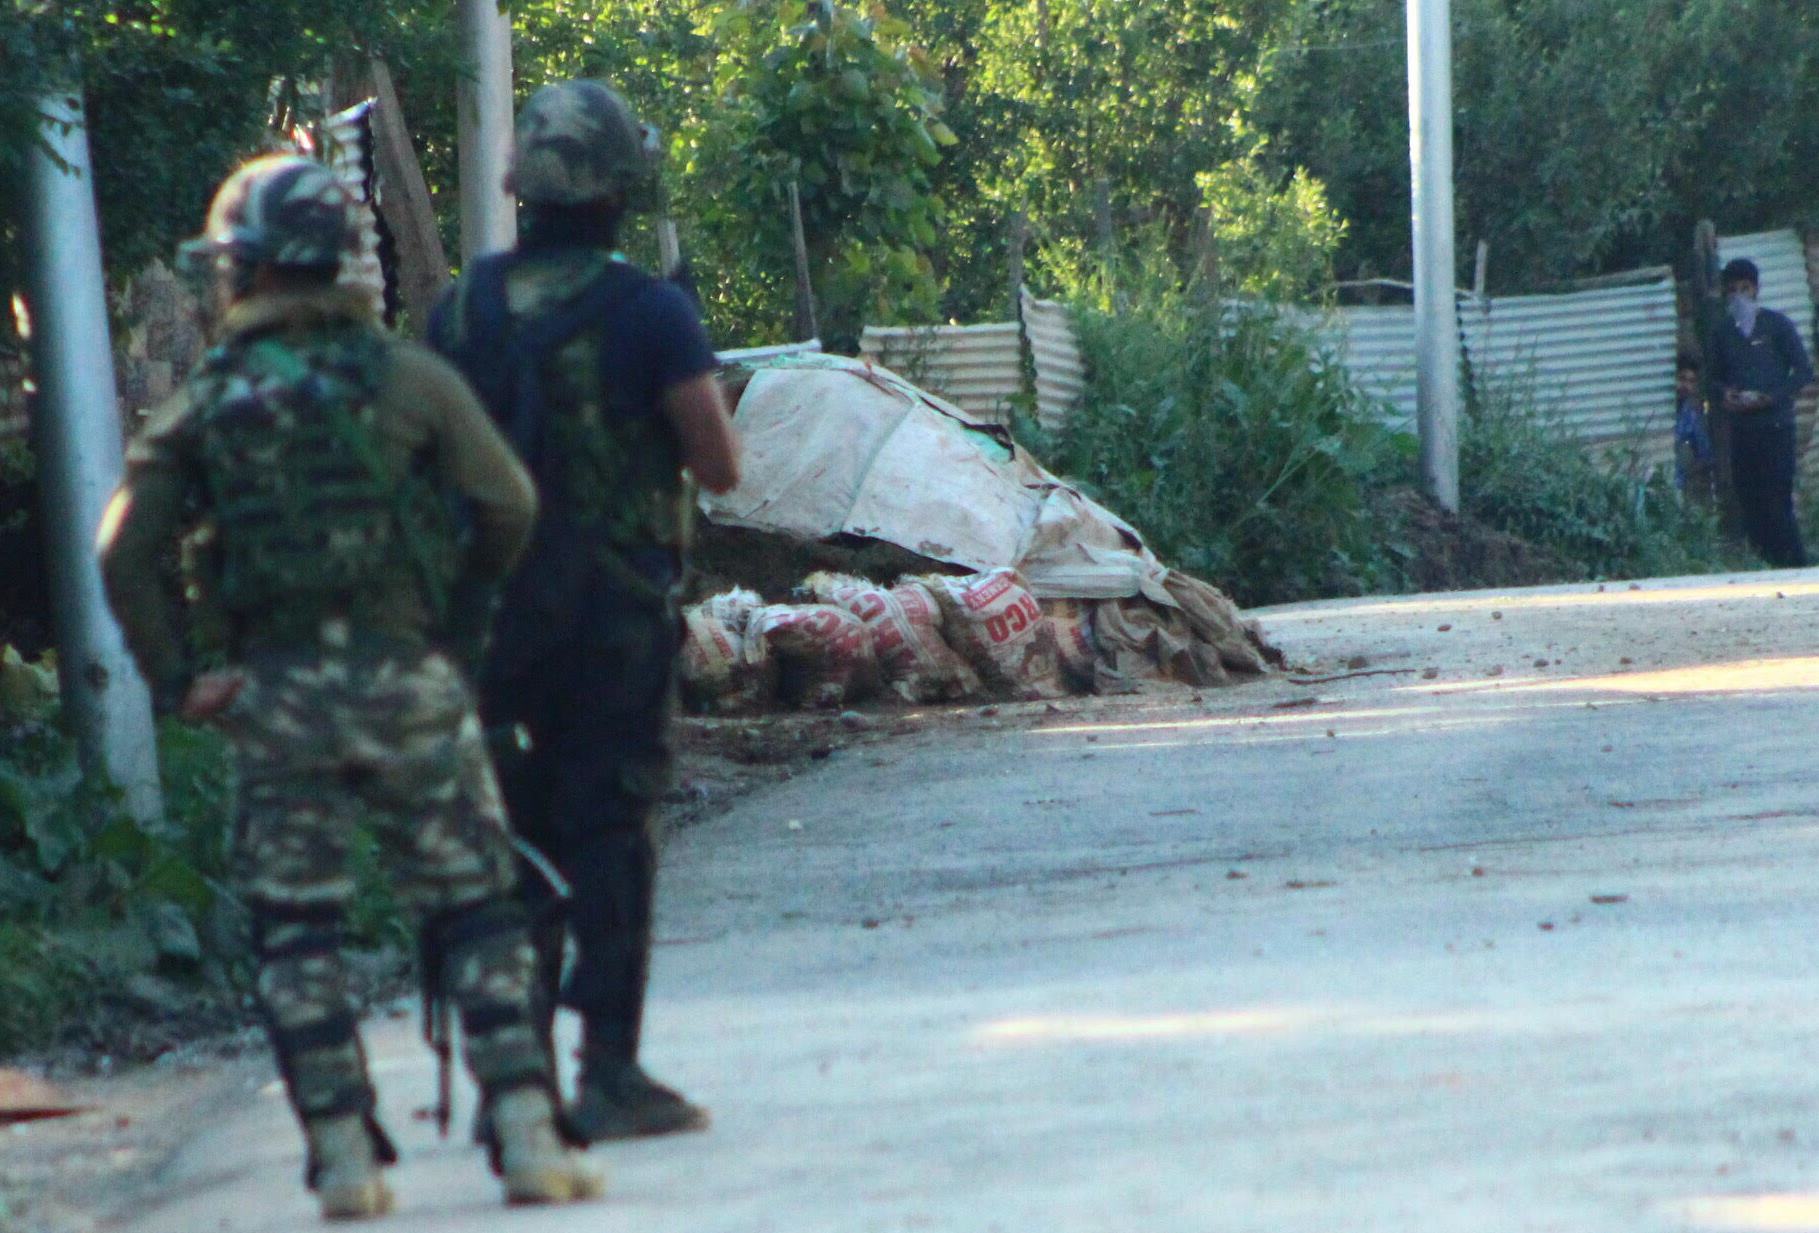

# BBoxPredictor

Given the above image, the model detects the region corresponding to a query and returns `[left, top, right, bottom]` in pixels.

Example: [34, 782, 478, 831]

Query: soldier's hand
[180, 671, 245, 723]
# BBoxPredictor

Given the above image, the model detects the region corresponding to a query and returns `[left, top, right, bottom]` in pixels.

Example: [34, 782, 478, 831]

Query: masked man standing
[430, 80, 741, 1142]
[99, 155, 600, 1218]
[1708, 257, 1815, 567]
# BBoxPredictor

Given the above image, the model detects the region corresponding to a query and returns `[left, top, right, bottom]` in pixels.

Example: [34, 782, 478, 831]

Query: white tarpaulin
[702, 355, 1166, 601]
[701, 355, 1277, 683]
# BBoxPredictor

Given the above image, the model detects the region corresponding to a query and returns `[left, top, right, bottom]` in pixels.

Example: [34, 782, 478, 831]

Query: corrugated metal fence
[866, 275, 1684, 467]
[861, 232, 1818, 475]
[1316, 273, 1682, 467]
[858, 290, 1085, 428]
[859, 320, 1024, 424]
[1023, 289, 1086, 432]
[1317, 304, 1421, 431]
[323, 100, 387, 320]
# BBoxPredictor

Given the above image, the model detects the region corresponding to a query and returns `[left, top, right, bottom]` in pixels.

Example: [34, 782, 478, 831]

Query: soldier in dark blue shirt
[431, 82, 741, 1144]
[1707, 258, 1815, 567]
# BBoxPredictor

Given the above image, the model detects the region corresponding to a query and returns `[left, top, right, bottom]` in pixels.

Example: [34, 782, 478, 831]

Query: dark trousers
[1731, 417, 1807, 568]
[480, 571, 680, 1063]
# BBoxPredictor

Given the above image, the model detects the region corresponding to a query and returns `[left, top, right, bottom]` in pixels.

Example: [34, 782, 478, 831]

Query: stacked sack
[801, 573, 980, 703]
[749, 602, 878, 709]
[678, 589, 775, 713]
[914, 568, 1066, 701]
[681, 567, 1087, 711]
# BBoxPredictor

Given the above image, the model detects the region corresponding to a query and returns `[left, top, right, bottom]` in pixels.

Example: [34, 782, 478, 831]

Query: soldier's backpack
[191, 327, 456, 629]
[431, 253, 667, 636]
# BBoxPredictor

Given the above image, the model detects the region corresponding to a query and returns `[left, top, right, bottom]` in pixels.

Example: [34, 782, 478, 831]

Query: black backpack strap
[446, 254, 650, 470]
[445, 254, 522, 441]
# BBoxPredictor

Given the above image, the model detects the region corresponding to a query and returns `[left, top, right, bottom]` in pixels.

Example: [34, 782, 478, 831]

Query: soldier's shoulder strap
[449, 253, 653, 464]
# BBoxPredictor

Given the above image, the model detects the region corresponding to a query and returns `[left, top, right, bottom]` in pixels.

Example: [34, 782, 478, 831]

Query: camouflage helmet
[508, 80, 661, 209]
[180, 154, 354, 272]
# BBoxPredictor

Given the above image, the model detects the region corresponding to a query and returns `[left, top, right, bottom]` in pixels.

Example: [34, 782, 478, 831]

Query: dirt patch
[1381, 488, 1571, 593]
[0, 1035, 268, 1233]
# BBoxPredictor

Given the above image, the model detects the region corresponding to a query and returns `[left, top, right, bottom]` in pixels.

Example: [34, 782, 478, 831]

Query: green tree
[1256, 0, 1819, 290]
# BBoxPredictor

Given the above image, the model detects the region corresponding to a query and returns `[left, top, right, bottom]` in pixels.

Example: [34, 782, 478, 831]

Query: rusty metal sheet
[860, 321, 1024, 425]
[1023, 288, 1085, 432]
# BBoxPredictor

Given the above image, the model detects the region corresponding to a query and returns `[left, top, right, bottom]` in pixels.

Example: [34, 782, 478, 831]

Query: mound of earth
[1381, 487, 1571, 592]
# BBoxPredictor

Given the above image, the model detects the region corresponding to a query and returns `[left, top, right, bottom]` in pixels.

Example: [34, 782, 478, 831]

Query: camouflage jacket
[101, 286, 537, 698]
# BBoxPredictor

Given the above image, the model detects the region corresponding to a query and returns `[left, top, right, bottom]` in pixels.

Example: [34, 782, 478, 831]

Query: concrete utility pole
[457, 0, 517, 261]
[1406, 0, 1461, 512]
[22, 85, 164, 823]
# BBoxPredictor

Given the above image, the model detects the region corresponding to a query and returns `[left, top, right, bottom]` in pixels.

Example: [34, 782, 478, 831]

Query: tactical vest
[435, 252, 688, 608]
[188, 326, 457, 634]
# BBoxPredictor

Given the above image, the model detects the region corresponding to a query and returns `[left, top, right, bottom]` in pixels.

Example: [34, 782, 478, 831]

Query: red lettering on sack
[963, 572, 1015, 611]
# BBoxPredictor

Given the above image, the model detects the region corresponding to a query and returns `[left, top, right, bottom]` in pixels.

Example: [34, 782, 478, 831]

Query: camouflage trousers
[221, 632, 552, 1168]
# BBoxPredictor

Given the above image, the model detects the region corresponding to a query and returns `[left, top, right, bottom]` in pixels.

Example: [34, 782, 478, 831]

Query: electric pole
[457, 0, 517, 261]
[21, 83, 164, 823]
[1407, 0, 1461, 512]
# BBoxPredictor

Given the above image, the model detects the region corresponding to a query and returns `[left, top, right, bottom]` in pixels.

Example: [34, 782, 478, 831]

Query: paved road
[122, 572, 1819, 1233]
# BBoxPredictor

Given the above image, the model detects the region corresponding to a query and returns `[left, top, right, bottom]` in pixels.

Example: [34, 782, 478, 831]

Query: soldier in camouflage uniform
[429, 80, 741, 1142]
[98, 155, 601, 1219]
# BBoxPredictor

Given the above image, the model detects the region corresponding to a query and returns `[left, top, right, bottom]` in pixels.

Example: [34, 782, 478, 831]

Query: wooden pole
[1006, 209, 1028, 319]
[1092, 176, 1115, 262]
[788, 180, 819, 343]
[658, 219, 683, 279]
[1192, 205, 1219, 294]
[1695, 220, 1741, 532]
[367, 60, 451, 334]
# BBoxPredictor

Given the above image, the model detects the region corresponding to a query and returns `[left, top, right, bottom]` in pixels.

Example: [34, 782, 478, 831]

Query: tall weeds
[1051, 288, 1412, 607]
[1459, 374, 1744, 580]
[1051, 273, 1745, 607]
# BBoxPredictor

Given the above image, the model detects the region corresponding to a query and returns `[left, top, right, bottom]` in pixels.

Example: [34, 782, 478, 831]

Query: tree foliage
[1257, 0, 1819, 290]
[3, 0, 1817, 344]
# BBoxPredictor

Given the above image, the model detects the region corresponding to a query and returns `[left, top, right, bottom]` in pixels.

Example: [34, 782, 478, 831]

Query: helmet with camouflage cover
[180, 154, 355, 272]
[508, 79, 661, 209]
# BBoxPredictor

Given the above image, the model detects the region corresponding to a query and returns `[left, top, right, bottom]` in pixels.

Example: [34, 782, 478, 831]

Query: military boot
[304, 1115, 394, 1221]
[491, 1086, 605, 1205]
[568, 1056, 710, 1142]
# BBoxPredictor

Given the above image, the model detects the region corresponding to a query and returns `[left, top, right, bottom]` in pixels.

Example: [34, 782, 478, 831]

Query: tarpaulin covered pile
[691, 355, 1277, 701]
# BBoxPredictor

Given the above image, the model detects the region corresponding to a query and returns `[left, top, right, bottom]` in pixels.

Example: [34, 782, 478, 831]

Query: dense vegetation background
[5, 1, 1816, 347]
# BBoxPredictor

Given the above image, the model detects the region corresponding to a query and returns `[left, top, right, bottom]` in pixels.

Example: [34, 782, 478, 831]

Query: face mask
[1728, 291, 1759, 336]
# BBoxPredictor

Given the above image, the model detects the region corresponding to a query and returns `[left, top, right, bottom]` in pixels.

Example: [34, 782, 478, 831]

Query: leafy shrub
[0, 716, 238, 1055]
[0, 710, 409, 1058]
[1051, 278, 1411, 608]
[1459, 374, 1746, 580]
